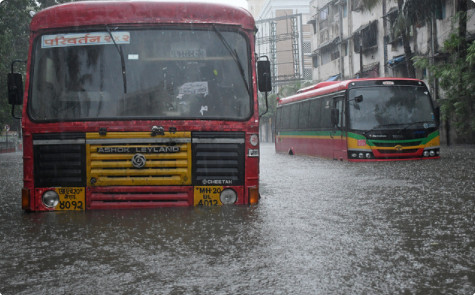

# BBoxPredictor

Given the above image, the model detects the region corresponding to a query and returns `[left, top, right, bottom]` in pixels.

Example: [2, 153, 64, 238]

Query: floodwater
[0, 145, 474, 294]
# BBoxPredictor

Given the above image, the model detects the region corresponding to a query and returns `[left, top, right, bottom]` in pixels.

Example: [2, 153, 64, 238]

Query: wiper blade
[212, 25, 251, 97]
[399, 121, 434, 132]
[363, 124, 397, 135]
[106, 25, 127, 93]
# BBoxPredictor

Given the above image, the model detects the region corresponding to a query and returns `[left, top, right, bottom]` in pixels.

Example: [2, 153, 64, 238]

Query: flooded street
[0, 144, 474, 294]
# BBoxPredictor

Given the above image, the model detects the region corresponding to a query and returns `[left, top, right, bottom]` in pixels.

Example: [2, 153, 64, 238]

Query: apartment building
[309, 0, 475, 83]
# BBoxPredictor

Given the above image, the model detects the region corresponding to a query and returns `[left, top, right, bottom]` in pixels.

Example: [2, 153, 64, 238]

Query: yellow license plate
[194, 186, 223, 206]
[55, 187, 85, 211]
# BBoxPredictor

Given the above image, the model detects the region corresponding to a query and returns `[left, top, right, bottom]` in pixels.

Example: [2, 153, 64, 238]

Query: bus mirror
[257, 60, 272, 92]
[331, 108, 339, 126]
[354, 95, 363, 103]
[7, 73, 23, 105]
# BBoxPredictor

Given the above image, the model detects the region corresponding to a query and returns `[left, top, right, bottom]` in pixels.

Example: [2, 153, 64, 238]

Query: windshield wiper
[398, 121, 434, 133]
[212, 25, 251, 97]
[363, 123, 402, 135]
[106, 25, 127, 93]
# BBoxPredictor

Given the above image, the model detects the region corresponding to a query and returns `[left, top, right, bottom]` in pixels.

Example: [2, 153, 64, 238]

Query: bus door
[331, 96, 346, 160]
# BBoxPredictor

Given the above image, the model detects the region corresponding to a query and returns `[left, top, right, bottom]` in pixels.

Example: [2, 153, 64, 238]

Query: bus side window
[321, 97, 332, 129]
[282, 105, 291, 130]
[333, 96, 345, 128]
[290, 104, 299, 130]
[298, 101, 310, 129]
[309, 99, 321, 129]
[276, 107, 282, 130]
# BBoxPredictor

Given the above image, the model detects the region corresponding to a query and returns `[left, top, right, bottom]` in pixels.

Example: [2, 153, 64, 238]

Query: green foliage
[413, 37, 475, 142]
[0, 0, 72, 131]
[0, 0, 37, 131]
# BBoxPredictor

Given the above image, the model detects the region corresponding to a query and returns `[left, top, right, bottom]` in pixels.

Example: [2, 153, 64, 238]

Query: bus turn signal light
[249, 186, 259, 205]
[22, 188, 30, 210]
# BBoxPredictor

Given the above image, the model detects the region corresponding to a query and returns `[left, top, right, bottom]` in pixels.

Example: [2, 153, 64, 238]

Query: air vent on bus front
[33, 133, 86, 187]
[192, 132, 245, 186]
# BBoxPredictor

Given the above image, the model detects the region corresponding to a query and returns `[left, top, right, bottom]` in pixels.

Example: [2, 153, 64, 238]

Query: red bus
[7, 1, 272, 211]
[275, 78, 440, 161]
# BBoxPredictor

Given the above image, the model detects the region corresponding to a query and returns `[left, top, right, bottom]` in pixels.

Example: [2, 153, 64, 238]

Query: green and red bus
[7, 1, 272, 211]
[275, 78, 440, 161]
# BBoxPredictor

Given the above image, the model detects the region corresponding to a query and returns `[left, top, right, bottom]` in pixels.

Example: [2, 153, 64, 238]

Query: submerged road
[0, 144, 474, 294]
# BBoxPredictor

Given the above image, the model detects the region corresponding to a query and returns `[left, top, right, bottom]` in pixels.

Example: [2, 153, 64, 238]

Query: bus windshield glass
[348, 86, 436, 131]
[29, 28, 251, 121]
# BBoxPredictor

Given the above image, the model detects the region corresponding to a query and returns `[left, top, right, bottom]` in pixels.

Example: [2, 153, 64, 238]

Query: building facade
[309, 0, 475, 82]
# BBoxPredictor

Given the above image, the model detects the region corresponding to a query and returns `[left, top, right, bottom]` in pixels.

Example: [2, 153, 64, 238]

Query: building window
[304, 68, 313, 80]
[352, 0, 363, 11]
[313, 55, 319, 68]
[303, 42, 312, 54]
[435, 0, 446, 19]
[354, 21, 378, 53]
[320, 6, 328, 21]
[331, 48, 340, 61]
[319, 6, 329, 30]
[320, 29, 329, 43]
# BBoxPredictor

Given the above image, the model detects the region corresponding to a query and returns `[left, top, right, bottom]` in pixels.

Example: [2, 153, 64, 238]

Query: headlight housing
[42, 190, 59, 208]
[220, 189, 237, 205]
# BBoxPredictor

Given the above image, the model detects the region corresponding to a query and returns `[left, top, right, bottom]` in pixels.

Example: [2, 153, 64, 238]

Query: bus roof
[278, 77, 425, 105]
[30, 1, 255, 32]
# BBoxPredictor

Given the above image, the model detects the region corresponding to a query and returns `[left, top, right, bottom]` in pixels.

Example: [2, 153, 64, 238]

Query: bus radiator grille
[192, 132, 245, 186]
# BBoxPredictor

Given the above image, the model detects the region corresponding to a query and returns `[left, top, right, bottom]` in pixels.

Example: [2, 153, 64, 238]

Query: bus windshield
[29, 28, 251, 121]
[348, 86, 436, 131]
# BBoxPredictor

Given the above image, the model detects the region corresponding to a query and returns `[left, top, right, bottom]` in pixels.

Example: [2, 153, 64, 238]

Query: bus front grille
[371, 141, 422, 147]
[192, 132, 245, 186]
[33, 133, 86, 187]
[377, 149, 419, 154]
[87, 132, 192, 187]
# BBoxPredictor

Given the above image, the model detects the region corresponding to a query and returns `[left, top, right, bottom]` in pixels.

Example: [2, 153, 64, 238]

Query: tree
[0, 0, 72, 132]
[413, 8, 475, 143]
[0, 0, 37, 132]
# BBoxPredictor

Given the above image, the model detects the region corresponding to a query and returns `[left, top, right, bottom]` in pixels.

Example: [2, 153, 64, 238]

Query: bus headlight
[42, 190, 59, 208]
[423, 149, 439, 157]
[249, 134, 259, 146]
[220, 189, 237, 205]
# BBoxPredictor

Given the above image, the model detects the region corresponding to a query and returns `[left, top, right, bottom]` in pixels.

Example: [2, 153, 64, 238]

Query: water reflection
[0, 146, 474, 294]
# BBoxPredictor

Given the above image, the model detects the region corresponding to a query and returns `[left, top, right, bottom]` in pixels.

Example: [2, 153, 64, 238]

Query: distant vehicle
[275, 78, 440, 161]
[7, 1, 272, 211]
